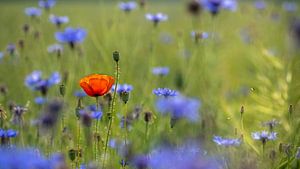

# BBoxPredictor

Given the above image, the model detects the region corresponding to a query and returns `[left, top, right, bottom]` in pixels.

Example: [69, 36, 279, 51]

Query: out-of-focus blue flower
[49, 15, 69, 26]
[111, 84, 133, 94]
[0, 147, 66, 169]
[201, 0, 222, 15]
[74, 90, 87, 98]
[152, 67, 169, 76]
[153, 88, 178, 97]
[296, 147, 300, 159]
[254, 1, 266, 10]
[87, 105, 103, 120]
[25, 71, 61, 93]
[145, 13, 168, 25]
[191, 31, 209, 41]
[119, 1, 137, 12]
[0, 129, 18, 138]
[213, 136, 241, 147]
[47, 44, 63, 54]
[282, 2, 297, 12]
[25, 7, 42, 17]
[262, 119, 279, 130]
[221, 0, 237, 11]
[156, 96, 201, 122]
[132, 155, 149, 169]
[34, 97, 47, 105]
[39, 0, 56, 9]
[252, 131, 277, 144]
[148, 143, 220, 169]
[6, 43, 16, 55]
[55, 27, 87, 47]
[0, 52, 3, 60]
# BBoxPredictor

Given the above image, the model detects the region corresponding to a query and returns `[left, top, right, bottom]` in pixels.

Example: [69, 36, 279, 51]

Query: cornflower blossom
[252, 131, 277, 144]
[111, 84, 133, 94]
[153, 88, 178, 97]
[119, 1, 137, 12]
[145, 13, 168, 26]
[282, 2, 297, 12]
[49, 15, 69, 27]
[152, 67, 169, 76]
[213, 136, 241, 147]
[262, 119, 279, 131]
[25, 7, 42, 17]
[55, 27, 87, 49]
[39, 0, 56, 10]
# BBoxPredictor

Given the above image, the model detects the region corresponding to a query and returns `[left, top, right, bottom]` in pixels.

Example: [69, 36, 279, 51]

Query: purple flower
[213, 136, 241, 147]
[155, 96, 201, 122]
[152, 67, 169, 76]
[282, 2, 297, 12]
[39, 0, 56, 9]
[148, 143, 220, 169]
[153, 88, 178, 97]
[0, 129, 18, 138]
[25, 71, 61, 95]
[87, 105, 103, 120]
[111, 84, 133, 93]
[6, 43, 16, 55]
[254, 1, 266, 10]
[74, 90, 87, 98]
[201, 0, 222, 15]
[262, 119, 279, 130]
[34, 97, 47, 105]
[49, 15, 69, 26]
[55, 27, 87, 48]
[221, 0, 237, 11]
[119, 1, 137, 12]
[47, 44, 63, 54]
[145, 13, 168, 25]
[25, 7, 42, 17]
[252, 131, 277, 144]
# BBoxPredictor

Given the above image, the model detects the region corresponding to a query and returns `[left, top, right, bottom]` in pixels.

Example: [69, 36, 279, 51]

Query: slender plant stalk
[102, 61, 119, 168]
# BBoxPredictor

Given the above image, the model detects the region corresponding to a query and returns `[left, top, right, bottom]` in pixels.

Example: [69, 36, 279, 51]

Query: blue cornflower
[0, 129, 18, 138]
[145, 13, 168, 26]
[6, 43, 16, 55]
[55, 27, 87, 48]
[213, 136, 241, 147]
[254, 1, 266, 10]
[119, 1, 137, 12]
[34, 97, 47, 105]
[296, 147, 300, 159]
[47, 43, 63, 54]
[201, 0, 222, 15]
[221, 0, 237, 11]
[252, 131, 277, 144]
[25, 7, 42, 17]
[148, 143, 220, 169]
[0, 52, 3, 60]
[262, 119, 279, 131]
[25, 71, 61, 95]
[152, 67, 169, 76]
[39, 0, 56, 9]
[153, 88, 178, 97]
[282, 2, 297, 12]
[49, 15, 69, 27]
[111, 84, 133, 94]
[74, 90, 87, 98]
[87, 105, 103, 120]
[156, 96, 201, 123]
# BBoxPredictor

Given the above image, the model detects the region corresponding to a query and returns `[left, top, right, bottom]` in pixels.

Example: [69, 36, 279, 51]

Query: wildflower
[79, 110, 92, 127]
[282, 2, 297, 12]
[145, 13, 168, 26]
[47, 43, 63, 56]
[74, 90, 87, 98]
[34, 97, 47, 105]
[24, 7, 42, 17]
[221, 0, 237, 12]
[12, 105, 28, 124]
[55, 27, 87, 49]
[213, 136, 241, 147]
[296, 147, 300, 159]
[254, 1, 266, 10]
[252, 131, 277, 144]
[155, 96, 201, 124]
[49, 15, 69, 27]
[262, 119, 279, 131]
[153, 88, 178, 97]
[87, 105, 103, 120]
[25, 71, 61, 96]
[148, 143, 221, 169]
[39, 99, 63, 130]
[119, 1, 137, 12]
[79, 74, 115, 97]
[191, 31, 209, 42]
[152, 67, 169, 76]
[0, 129, 18, 138]
[39, 0, 56, 10]
[201, 0, 222, 15]
[132, 155, 149, 169]
[111, 84, 133, 94]
[0, 52, 3, 60]
[6, 43, 16, 55]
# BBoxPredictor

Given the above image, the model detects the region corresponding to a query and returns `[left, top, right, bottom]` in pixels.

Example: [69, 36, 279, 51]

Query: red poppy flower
[79, 74, 115, 97]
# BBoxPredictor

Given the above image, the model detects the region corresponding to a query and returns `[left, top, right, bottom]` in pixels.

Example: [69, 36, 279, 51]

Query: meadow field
[0, 0, 300, 169]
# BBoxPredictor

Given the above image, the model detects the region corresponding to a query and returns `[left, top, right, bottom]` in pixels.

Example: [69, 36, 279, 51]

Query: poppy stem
[102, 60, 119, 168]
[95, 96, 99, 161]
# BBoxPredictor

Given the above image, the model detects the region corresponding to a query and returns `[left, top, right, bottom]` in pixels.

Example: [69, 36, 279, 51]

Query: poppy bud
[68, 149, 76, 161]
[240, 106, 244, 116]
[59, 84, 66, 97]
[0, 85, 8, 96]
[289, 104, 293, 115]
[144, 111, 152, 123]
[139, 0, 146, 8]
[18, 39, 24, 49]
[113, 51, 120, 62]
[120, 91, 129, 104]
[187, 0, 202, 16]
[22, 24, 30, 34]
[75, 98, 83, 119]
